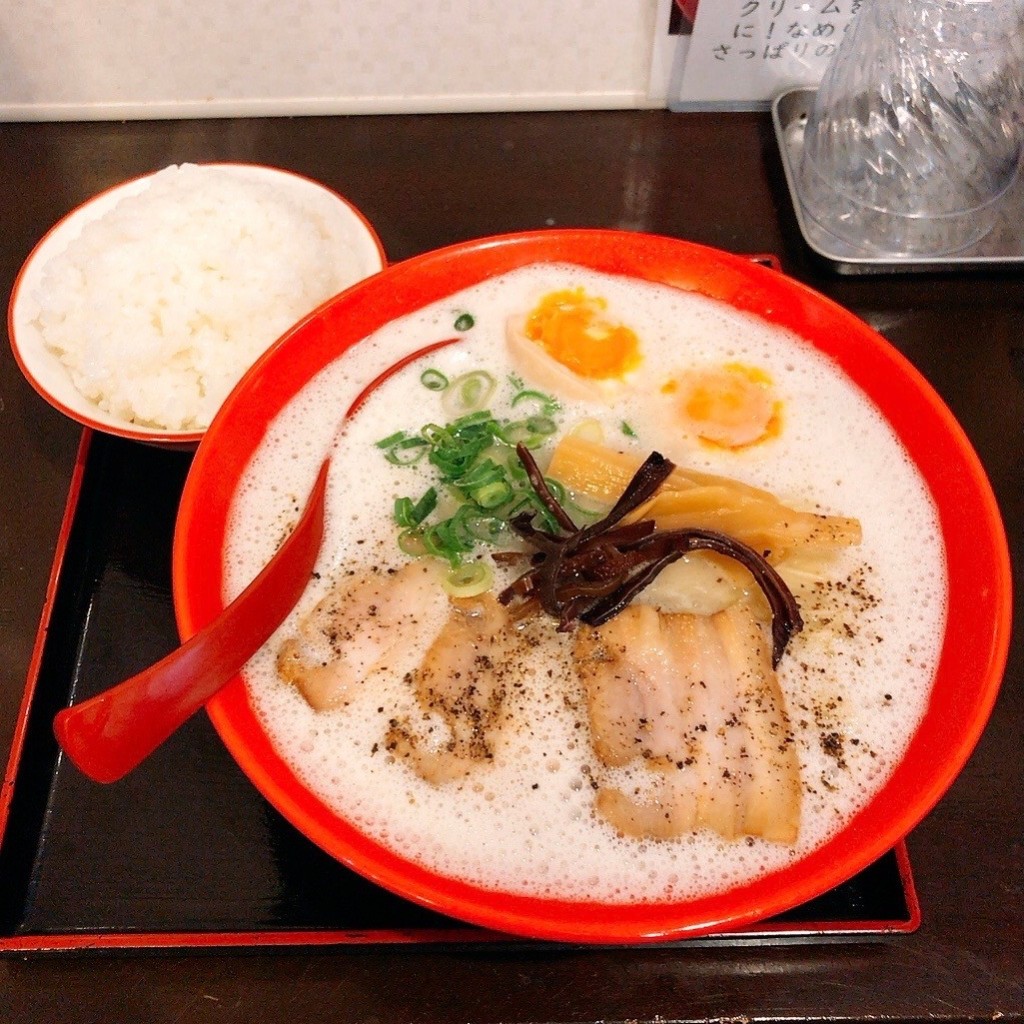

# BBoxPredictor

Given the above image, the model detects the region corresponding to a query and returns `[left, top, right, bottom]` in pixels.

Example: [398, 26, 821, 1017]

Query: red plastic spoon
[53, 457, 331, 783]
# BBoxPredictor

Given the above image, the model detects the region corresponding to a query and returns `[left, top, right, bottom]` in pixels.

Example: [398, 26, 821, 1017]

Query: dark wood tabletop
[1, 111, 1021, 1024]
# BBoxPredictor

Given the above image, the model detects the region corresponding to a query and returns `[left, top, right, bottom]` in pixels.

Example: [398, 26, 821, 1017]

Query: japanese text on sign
[677, 0, 860, 105]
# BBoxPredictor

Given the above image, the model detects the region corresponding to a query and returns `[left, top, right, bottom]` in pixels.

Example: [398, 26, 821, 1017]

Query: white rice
[32, 163, 367, 431]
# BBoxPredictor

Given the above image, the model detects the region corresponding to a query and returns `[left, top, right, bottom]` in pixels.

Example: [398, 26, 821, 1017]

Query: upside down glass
[798, 0, 1024, 257]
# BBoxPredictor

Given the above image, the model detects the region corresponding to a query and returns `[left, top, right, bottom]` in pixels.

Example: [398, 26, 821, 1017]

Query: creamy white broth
[224, 263, 946, 903]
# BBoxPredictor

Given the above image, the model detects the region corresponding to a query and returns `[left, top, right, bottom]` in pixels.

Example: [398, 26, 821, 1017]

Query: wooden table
[1, 110, 1021, 1023]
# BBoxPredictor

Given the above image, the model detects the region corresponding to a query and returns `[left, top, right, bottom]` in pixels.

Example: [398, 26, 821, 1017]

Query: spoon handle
[53, 458, 330, 783]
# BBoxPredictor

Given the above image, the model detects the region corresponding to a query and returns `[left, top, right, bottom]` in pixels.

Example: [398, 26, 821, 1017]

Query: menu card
[671, 0, 861, 107]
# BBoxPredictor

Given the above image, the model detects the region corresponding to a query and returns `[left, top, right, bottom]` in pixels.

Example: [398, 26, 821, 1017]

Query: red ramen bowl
[173, 230, 1011, 943]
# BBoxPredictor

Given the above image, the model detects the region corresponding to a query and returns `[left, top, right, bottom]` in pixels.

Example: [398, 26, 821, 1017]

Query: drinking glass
[798, 0, 1024, 257]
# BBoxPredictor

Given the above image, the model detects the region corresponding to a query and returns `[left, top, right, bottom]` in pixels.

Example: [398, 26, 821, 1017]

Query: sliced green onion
[499, 418, 553, 449]
[511, 388, 560, 416]
[505, 457, 528, 483]
[565, 501, 602, 521]
[453, 312, 475, 332]
[419, 423, 448, 444]
[422, 518, 475, 566]
[393, 487, 438, 528]
[460, 512, 508, 543]
[498, 419, 534, 445]
[376, 430, 408, 449]
[419, 527, 452, 563]
[456, 457, 504, 489]
[621, 420, 637, 438]
[394, 497, 415, 528]
[505, 495, 535, 520]
[450, 409, 495, 429]
[384, 436, 429, 465]
[543, 477, 567, 504]
[397, 529, 429, 557]
[420, 368, 449, 391]
[472, 479, 513, 509]
[431, 439, 491, 477]
[442, 371, 496, 416]
[442, 560, 493, 598]
[525, 415, 557, 436]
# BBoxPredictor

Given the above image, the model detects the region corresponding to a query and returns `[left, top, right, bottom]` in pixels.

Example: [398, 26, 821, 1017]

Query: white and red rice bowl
[8, 163, 386, 447]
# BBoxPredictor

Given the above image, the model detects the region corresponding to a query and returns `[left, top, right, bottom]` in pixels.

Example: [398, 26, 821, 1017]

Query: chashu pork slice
[277, 561, 447, 711]
[385, 592, 515, 784]
[573, 600, 801, 844]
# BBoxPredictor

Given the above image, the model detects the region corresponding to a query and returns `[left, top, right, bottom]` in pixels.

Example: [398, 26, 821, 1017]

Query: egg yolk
[525, 288, 641, 381]
[670, 363, 781, 449]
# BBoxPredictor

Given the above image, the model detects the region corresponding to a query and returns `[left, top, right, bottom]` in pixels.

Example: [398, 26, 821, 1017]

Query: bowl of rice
[7, 163, 386, 447]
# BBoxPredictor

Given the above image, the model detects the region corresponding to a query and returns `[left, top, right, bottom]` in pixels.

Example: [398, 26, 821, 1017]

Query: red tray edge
[0, 429, 93, 839]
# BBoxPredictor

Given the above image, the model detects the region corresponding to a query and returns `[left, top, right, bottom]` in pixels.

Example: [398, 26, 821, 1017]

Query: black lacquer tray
[0, 430, 920, 953]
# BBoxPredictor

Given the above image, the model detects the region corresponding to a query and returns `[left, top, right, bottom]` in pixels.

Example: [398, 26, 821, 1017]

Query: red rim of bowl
[7, 163, 387, 448]
[172, 229, 1012, 943]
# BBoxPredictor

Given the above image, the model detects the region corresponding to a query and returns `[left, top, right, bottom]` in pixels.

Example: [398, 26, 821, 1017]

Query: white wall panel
[0, 0, 663, 120]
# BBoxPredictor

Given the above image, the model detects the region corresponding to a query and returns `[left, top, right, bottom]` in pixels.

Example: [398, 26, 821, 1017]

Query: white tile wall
[0, 0, 665, 120]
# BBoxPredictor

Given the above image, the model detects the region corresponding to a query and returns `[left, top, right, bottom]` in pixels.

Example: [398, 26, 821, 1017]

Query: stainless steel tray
[771, 87, 1024, 275]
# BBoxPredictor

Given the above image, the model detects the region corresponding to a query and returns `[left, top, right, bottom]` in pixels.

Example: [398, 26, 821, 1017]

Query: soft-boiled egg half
[663, 362, 781, 450]
[506, 287, 642, 401]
